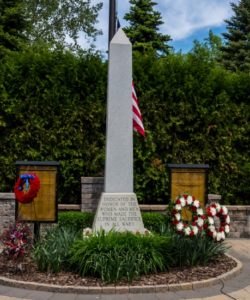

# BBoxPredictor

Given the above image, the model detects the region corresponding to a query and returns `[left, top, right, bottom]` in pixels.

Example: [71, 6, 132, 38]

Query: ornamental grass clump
[69, 231, 171, 283]
[33, 226, 80, 273]
[165, 234, 229, 268]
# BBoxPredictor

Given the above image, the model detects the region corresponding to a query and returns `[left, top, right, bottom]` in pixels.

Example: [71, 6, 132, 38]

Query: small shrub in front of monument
[0, 223, 33, 261]
[33, 226, 80, 273]
[58, 211, 94, 232]
[141, 212, 168, 233]
[165, 234, 229, 268]
[69, 231, 172, 283]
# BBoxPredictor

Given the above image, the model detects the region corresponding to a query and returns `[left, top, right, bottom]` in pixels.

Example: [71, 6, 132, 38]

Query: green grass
[69, 231, 172, 283]
[33, 226, 81, 273]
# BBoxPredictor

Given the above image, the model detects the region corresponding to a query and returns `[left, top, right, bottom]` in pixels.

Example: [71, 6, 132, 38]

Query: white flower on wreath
[210, 207, 217, 216]
[186, 195, 193, 205]
[179, 197, 186, 207]
[226, 215, 230, 224]
[184, 227, 191, 236]
[208, 225, 216, 232]
[192, 226, 198, 235]
[176, 222, 184, 231]
[175, 213, 181, 221]
[175, 204, 182, 211]
[197, 217, 204, 227]
[225, 225, 230, 234]
[193, 200, 200, 208]
[221, 206, 228, 215]
[197, 208, 204, 216]
[216, 232, 224, 242]
[208, 217, 214, 225]
[215, 203, 221, 212]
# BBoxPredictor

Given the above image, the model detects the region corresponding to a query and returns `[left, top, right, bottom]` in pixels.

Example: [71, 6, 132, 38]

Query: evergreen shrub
[141, 212, 168, 233]
[58, 211, 94, 231]
[58, 211, 169, 234]
[0, 46, 249, 204]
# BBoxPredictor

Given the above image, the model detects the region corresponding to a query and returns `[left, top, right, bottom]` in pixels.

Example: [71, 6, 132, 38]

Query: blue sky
[80, 0, 239, 54]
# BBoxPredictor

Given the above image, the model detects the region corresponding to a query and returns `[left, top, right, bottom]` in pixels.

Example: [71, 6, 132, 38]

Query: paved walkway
[0, 239, 249, 300]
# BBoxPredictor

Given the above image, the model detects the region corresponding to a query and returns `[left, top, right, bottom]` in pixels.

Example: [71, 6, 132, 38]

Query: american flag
[132, 82, 145, 137]
[116, 19, 145, 137]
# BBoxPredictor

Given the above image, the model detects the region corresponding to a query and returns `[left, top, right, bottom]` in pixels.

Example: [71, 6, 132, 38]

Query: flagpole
[108, 0, 116, 44]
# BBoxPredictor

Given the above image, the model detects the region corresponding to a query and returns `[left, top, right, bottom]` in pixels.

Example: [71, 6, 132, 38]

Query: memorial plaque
[168, 164, 209, 208]
[15, 161, 59, 222]
[93, 193, 144, 232]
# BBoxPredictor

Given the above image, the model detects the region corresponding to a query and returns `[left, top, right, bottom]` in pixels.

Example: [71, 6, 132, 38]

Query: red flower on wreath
[171, 194, 205, 237]
[14, 173, 40, 204]
[205, 202, 230, 241]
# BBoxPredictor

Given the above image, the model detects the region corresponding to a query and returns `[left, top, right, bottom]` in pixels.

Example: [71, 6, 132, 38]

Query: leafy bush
[0, 223, 33, 260]
[0, 47, 106, 203]
[69, 231, 171, 283]
[58, 211, 94, 231]
[165, 233, 229, 268]
[58, 211, 170, 234]
[141, 212, 168, 233]
[0, 46, 249, 204]
[33, 226, 80, 273]
[133, 52, 250, 205]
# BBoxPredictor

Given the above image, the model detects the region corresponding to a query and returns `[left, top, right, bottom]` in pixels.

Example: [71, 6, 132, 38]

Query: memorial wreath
[171, 194, 206, 237]
[14, 173, 40, 204]
[205, 202, 230, 241]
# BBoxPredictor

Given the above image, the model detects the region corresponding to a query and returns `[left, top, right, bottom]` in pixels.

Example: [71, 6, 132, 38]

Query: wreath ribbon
[14, 173, 40, 204]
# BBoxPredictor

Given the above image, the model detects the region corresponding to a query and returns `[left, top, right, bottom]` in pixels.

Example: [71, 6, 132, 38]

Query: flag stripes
[132, 82, 145, 137]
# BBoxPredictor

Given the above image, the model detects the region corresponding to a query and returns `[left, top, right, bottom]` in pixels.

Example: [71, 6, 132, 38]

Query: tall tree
[0, 0, 28, 56]
[220, 0, 250, 72]
[24, 0, 102, 49]
[190, 30, 223, 63]
[123, 0, 171, 56]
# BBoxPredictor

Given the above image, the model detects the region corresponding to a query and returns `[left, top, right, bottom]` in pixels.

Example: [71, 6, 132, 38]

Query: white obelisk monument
[93, 28, 144, 232]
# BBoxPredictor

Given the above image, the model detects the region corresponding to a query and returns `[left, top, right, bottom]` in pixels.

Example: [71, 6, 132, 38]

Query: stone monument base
[92, 193, 145, 233]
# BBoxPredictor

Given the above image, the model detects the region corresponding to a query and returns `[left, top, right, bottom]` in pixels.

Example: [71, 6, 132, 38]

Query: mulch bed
[0, 254, 237, 287]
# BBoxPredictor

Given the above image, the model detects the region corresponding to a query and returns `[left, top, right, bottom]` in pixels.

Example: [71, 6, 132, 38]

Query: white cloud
[79, 0, 239, 52]
[158, 0, 239, 40]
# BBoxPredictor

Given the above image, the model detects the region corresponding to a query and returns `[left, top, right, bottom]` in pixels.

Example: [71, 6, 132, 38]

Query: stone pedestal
[93, 193, 144, 232]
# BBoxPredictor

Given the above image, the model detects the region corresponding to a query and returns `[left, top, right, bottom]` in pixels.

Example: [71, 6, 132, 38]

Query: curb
[0, 254, 242, 294]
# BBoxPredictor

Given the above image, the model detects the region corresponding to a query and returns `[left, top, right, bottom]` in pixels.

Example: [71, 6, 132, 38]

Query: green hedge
[0, 46, 249, 204]
[0, 45, 106, 203]
[58, 211, 169, 234]
[58, 211, 95, 231]
[141, 212, 168, 233]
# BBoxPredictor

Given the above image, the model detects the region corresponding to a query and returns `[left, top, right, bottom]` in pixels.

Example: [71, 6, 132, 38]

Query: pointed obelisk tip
[110, 28, 131, 45]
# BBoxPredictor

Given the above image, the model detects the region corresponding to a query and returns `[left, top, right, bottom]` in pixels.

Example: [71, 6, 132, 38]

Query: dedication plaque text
[93, 193, 144, 232]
